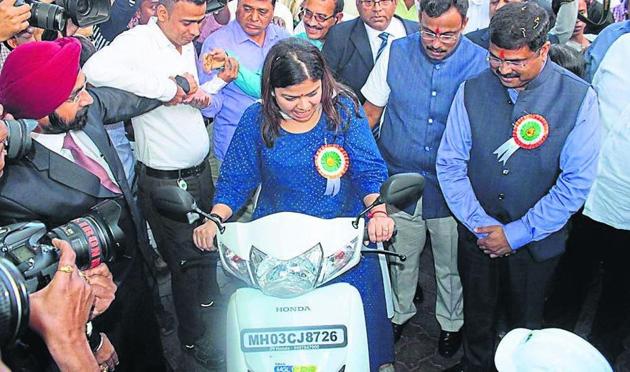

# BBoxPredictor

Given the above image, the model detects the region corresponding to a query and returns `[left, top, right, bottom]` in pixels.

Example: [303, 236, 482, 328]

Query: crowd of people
[0, 0, 628, 369]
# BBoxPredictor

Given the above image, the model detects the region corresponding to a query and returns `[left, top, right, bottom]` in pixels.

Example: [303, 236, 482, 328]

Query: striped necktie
[375, 32, 390, 61]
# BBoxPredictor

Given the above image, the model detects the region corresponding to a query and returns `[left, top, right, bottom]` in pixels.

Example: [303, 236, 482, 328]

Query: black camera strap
[579, 0, 612, 27]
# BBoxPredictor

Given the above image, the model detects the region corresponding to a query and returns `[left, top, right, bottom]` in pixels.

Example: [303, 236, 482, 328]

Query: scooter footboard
[226, 283, 369, 372]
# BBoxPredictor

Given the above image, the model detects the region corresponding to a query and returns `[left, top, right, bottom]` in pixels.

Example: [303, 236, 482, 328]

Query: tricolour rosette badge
[493, 114, 549, 165]
[314, 144, 349, 196]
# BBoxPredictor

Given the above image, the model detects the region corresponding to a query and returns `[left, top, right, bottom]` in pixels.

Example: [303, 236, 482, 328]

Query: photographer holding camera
[0, 37, 167, 371]
[0, 0, 30, 42]
[1, 238, 103, 371]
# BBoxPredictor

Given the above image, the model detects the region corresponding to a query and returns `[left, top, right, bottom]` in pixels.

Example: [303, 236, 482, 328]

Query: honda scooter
[153, 173, 424, 372]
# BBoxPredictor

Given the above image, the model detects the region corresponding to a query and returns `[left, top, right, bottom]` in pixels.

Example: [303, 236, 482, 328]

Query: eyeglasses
[300, 7, 336, 22]
[66, 83, 87, 103]
[487, 49, 541, 69]
[420, 29, 460, 44]
[358, 0, 394, 8]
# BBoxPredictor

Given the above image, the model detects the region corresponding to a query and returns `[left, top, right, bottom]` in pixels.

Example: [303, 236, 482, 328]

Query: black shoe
[414, 285, 424, 304]
[181, 342, 225, 369]
[392, 322, 406, 343]
[442, 361, 464, 372]
[438, 330, 462, 358]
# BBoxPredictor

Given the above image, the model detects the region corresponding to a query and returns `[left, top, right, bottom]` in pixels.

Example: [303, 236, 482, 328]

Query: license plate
[241, 325, 348, 352]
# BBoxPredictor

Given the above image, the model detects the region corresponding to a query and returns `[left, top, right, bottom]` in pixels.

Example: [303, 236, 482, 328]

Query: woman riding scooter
[193, 38, 396, 371]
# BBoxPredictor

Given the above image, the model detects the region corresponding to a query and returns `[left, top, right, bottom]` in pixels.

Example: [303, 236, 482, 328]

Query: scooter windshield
[217, 212, 364, 297]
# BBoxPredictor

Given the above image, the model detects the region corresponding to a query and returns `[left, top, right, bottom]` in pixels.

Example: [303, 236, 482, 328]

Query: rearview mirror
[353, 173, 425, 228]
[151, 186, 196, 216]
[379, 173, 425, 209]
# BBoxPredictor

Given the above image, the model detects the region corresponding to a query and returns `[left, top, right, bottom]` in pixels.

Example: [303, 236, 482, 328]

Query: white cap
[495, 328, 613, 372]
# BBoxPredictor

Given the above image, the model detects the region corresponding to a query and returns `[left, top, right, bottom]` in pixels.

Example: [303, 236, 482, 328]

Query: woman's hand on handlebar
[193, 219, 218, 251]
[367, 214, 395, 243]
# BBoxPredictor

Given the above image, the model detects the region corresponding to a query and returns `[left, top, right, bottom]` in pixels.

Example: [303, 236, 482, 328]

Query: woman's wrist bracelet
[367, 210, 388, 219]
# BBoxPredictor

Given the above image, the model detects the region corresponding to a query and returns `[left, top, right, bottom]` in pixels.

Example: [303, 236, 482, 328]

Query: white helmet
[495, 328, 612, 372]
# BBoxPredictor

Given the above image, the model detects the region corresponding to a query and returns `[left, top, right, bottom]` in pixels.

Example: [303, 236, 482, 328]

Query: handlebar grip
[363, 228, 398, 242]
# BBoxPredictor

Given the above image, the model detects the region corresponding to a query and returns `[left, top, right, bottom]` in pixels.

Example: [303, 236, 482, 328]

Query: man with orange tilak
[437, 3, 600, 371]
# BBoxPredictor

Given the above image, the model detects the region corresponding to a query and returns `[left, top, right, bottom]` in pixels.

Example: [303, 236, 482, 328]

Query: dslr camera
[206, 0, 228, 14]
[14, 0, 110, 32]
[0, 199, 123, 349]
[2, 119, 35, 161]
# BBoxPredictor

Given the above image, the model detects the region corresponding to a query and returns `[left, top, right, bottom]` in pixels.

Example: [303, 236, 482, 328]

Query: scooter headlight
[249, 244, 323, 298]
[220, 244, 251, 284]
[320, 237, 358, 284]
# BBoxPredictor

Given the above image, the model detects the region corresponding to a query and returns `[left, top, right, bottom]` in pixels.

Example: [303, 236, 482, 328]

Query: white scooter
[154, 173, 424, 372]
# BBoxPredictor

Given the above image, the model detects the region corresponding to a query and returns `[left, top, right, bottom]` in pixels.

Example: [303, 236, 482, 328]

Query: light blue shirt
[584, 33, 630, 230]
[199, 20, 290, 161]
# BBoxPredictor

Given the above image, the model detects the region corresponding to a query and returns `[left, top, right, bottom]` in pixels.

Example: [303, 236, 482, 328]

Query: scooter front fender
[226, 283, 369, 372]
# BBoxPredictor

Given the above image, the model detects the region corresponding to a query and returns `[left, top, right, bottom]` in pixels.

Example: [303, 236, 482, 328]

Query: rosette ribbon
[493, 114, 549, 166]
[314, 144, 350, 196]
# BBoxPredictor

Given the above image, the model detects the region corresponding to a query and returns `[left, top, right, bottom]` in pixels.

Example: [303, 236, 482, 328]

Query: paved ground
[154, 245, 629, 372]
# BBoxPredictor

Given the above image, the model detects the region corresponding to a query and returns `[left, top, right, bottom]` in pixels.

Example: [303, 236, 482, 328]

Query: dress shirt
[32, 131, 120, 188]
[105, 123, 135, 185]
[437, 83, 600, 250]
[83, 21, 209, 170]
[364, 18, 406, 62]
[227, 1, 294, 33]
[463, 0, 490, 33]
[584, 21, 630, 82]
[359, 38, 396, 106]
[584, 33, 630, 230]
[199, 20, 290, 161]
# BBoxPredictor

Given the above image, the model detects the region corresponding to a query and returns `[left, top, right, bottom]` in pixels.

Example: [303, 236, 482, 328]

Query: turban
[0, 37, 81, 119]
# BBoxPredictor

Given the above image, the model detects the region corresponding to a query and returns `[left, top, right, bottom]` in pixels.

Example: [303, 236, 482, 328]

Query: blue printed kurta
[214, 96, 393, 370]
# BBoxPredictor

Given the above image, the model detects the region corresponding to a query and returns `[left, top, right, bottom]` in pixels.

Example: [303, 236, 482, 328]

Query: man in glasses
[0, 37, 168, 371]
[322, 0, 417, 102]
[361, 0, 487, 356]
[437, 3, 600, 371]
[295, 0, 344, 49]
[199, 0, 290, 178]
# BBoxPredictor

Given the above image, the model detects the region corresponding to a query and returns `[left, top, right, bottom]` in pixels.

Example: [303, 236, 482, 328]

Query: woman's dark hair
[548, 44, 586, 78]
[490, 2, 551, 52]
[260, 38, 359, 147]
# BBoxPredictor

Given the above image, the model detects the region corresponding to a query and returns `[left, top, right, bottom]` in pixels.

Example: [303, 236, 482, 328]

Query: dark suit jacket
[322, 16, 418, 103]
[0, 87, 165, 371]
[0, 86, 161, 271]
[466, 27, 490, 50]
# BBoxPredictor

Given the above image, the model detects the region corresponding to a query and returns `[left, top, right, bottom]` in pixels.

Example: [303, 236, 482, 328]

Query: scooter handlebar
[361, 229, 406, 261]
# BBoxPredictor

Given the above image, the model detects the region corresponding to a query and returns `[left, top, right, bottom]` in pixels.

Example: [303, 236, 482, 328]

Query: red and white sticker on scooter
[241, 325, 348, 353]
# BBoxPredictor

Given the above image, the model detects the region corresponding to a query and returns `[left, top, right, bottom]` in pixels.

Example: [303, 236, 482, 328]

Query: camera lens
[3, 119, 35, 160]
[75, 0, 90, 15]
[0, 258, 29, 349]
[29, 2, 67, 32]
[50, 200, 123, 270]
